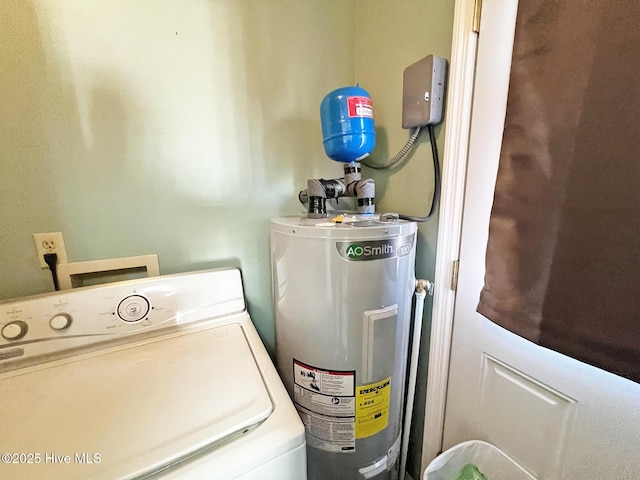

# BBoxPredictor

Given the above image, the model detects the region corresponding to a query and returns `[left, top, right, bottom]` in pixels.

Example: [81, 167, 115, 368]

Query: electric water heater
[271, 217, 417, 480]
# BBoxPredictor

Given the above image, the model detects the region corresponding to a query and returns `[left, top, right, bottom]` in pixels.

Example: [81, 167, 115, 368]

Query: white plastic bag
[424, 440, 536, 480]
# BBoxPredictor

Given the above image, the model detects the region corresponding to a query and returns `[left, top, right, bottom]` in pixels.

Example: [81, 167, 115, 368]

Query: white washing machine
[0, 268, 306, 480]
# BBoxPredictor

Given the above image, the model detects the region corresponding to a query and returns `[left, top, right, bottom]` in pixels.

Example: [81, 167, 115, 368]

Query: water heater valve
[416, 278, 434, 295]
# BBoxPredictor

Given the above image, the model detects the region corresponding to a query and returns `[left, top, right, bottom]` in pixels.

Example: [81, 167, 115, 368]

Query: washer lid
[0, 321, 273, 480]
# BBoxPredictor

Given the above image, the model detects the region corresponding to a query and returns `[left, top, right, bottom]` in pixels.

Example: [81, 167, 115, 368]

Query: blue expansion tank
[320, 85, 375, 163]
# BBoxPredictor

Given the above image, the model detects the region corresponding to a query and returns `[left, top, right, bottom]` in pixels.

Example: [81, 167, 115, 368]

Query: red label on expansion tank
[347, 96, 374, 118]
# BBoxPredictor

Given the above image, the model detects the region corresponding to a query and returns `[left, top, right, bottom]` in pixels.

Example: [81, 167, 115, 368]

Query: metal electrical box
[402, 55, 447, 128]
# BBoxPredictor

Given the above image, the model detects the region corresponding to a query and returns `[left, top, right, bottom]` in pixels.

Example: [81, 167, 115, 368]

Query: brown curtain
[477, 0, 640, 383]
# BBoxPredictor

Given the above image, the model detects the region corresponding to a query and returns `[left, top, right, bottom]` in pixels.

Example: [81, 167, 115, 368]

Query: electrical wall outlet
[33, 232, 68, 268]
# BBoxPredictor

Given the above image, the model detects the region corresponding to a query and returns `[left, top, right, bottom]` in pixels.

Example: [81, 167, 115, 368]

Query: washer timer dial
[117, 295, 151, 323]
[50, 313, 72, 331]
[2, 321, 28, 340]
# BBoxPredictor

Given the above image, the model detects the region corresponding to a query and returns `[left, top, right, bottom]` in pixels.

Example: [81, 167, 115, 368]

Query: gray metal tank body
[271, 216, 417, 480]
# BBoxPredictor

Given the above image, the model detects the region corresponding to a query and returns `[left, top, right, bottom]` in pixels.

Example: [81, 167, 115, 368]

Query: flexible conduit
[361, 127, 422, 170]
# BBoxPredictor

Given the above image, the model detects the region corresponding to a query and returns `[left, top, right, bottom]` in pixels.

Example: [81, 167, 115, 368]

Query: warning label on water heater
[293, 359, 356, 453]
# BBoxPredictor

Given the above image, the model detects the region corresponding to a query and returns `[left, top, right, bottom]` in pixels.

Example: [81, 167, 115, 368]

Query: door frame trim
[420, 0, 479, 471]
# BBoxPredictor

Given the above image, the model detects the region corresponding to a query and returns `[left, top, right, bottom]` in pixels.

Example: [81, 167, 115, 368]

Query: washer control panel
[0, 269, 246, 368]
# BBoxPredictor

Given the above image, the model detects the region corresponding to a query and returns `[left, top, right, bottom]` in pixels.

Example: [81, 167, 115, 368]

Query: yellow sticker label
[356, 377, 391, 439]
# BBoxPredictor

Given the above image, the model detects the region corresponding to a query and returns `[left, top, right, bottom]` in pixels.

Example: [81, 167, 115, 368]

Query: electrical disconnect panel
[402, 54, 447, 128]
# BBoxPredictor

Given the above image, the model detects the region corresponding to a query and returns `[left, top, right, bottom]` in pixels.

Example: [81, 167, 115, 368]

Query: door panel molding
[478, 354, 577, 478]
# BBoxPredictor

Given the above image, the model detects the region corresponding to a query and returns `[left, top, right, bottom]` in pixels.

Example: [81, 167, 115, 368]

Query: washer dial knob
[2, 321, 28, 340]
[50, 313, 72, 331]
[117, 295, 150, 323]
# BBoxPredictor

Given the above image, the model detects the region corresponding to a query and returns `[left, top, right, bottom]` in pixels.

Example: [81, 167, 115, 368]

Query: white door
[442, 1, 640, 479]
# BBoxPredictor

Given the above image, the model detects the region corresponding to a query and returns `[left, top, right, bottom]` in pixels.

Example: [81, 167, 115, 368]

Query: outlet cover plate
[33, 232, 68, 268]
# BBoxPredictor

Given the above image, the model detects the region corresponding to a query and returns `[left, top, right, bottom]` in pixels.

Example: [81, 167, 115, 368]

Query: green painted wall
[0, 0, 354, 352]
[354, 1, 455, 477]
